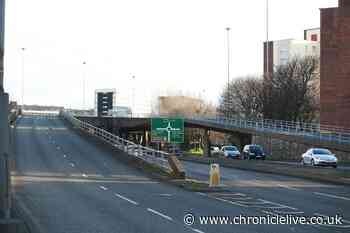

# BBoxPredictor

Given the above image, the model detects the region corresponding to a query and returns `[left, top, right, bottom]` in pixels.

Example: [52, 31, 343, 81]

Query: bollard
[209, 163, 220, 187]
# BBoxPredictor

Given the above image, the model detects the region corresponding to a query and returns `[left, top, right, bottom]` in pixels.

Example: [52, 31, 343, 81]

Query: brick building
[320, 0, 350, 128]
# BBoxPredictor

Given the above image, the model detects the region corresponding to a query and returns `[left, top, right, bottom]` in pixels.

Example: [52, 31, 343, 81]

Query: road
[12, 116, 349, 233]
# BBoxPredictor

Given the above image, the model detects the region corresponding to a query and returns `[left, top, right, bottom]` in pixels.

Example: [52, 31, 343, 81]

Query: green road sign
[151, 118, 184, 143]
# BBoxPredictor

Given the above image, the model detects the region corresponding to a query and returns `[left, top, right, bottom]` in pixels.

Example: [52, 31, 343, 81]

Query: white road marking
[274, 210, 304, 215]
[159, 194, 172, 197]
[258, 199, 298, 210]
[114, 193, 139, 205]
[69, 163, 75, 167]
[147, 208, 173, 221]
[214, 197, 248, 207]
[277, 184, 300, 191]
[314, 192, 350, 201]
[190, 228, 205, 233]
[63, 154, 67, 158]
[99, 185, 108, 191]
[196, 192, 206, 196]
[82, 174, 87, 178]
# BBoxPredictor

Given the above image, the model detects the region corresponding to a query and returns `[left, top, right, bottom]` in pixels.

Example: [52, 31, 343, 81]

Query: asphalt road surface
[12, 116, 350, 233]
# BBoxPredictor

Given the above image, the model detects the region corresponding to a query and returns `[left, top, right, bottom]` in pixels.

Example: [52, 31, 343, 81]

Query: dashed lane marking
[147, 208, 173, 221]
[99, 185, 108, 191]
[115, 193, 139, 205]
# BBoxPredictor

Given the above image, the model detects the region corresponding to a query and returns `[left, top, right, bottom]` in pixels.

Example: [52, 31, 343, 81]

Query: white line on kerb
[314, 192, 350, 201]
[99, 186, 108, 191]
[147, 208, 173, 221]
[114, 193, 138, 205]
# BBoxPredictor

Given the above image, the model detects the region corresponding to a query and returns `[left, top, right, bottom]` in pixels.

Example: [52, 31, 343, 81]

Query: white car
[301, 148, 338, 168]
[221, 146, 241, 159]
[210, 146, 220, 155]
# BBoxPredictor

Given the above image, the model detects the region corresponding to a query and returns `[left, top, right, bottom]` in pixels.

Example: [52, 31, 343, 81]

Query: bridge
[77, 114, 350, 153]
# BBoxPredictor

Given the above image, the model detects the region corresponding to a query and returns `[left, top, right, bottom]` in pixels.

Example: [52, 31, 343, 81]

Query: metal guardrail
[76, 112, 350, 145]
[189, 116, 350, 145]
[61, 111, 171, 171]
[22, 110, 59, 119]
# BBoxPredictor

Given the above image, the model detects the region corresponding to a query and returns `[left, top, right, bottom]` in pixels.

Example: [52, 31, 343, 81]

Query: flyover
[77, 115, 350, 153]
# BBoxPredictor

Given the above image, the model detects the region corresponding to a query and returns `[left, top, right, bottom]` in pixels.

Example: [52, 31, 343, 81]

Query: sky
[3, 0, 338, 112]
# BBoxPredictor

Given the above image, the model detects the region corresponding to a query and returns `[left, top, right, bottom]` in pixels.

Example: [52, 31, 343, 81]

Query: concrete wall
[253, 135, 350, 162]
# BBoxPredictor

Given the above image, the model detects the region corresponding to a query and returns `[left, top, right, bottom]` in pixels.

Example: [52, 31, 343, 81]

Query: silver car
[221, 146, 241, 159]
[301, 148, 338, 168]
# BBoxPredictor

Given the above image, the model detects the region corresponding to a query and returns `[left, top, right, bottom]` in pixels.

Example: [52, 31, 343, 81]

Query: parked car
[242, 144, 266, 160]
[221, 146, 241, 159]
[210, 146, 220, 155]
[301, 148, 337, 168]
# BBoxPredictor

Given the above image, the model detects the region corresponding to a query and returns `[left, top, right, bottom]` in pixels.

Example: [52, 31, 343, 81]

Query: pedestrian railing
[61, 111, 171, 171]
[188, 115, 350, 145]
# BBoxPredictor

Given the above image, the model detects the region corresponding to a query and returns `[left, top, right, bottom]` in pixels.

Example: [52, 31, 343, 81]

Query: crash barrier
[60, 111, 171, 171]
[21, 110, 59, 119]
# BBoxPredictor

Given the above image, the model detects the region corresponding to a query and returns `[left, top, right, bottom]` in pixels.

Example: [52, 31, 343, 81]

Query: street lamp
[21, 48, 25, 107]
[131, 75, 135, 118]
[82, 61, 86, 111]
[225, 27, 231, 117]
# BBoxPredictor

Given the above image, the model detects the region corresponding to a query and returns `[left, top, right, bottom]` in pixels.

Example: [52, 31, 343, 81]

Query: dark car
[243, 145, 266, 160]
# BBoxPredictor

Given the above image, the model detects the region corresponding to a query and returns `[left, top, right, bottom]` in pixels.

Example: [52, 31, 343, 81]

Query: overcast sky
[3, 0, 337, 112]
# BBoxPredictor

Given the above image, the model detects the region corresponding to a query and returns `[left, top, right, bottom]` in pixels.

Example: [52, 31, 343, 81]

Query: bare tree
[219, 56, 320, 123]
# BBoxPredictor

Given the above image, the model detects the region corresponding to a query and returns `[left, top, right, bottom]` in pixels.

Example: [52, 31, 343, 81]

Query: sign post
[151, 118, 184, 144]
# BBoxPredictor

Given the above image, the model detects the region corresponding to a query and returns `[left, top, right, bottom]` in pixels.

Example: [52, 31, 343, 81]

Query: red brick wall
[320, 8, 338, 126]
[339, 0, 350, 8]
[320, 3, 350, 128]
[336, 7, 350, 127]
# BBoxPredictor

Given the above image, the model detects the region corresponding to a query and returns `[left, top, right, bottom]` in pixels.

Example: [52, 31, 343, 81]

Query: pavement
[11, 116, 350, 233]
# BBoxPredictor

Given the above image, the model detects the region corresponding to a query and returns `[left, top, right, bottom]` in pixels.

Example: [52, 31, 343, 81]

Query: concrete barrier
[168, 155, 185, 179]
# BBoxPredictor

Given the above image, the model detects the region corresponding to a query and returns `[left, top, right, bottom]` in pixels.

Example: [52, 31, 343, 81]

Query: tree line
[218, 56, 320, 123]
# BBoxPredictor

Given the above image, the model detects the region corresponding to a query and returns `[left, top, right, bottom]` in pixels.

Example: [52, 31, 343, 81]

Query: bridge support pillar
[203, 129, 211, 157]
[0, 92, 11, 219]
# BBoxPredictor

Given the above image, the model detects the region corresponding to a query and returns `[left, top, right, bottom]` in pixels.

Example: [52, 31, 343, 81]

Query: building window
[311, 34, 318, 41]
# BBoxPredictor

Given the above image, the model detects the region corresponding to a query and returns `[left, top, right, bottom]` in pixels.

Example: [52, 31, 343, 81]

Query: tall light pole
[131, 75, 135, 118]
[225, 27, 231, 117]
[21, 48, 25, 107]
[82, 61, 86, 111]
[265, 0, 270, 76]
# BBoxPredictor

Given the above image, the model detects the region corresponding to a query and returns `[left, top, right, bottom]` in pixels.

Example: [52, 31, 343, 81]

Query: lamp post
[82, 61, 86, 111]
[225, 27, 231, 117]
[131, 75, 135, 118]
[21, 48, 25, 107]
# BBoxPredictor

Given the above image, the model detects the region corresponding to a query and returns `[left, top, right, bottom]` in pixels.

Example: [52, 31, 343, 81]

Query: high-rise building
[320, 0, 350, 128]
[264, 29, 320, 74]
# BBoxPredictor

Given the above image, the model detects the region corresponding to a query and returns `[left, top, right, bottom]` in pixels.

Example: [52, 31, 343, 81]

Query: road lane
[12, 116, 348, 233]
[183, 160, 350, 222]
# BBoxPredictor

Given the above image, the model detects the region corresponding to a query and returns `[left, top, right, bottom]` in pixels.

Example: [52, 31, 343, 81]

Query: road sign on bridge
[151, 118, 184, 143]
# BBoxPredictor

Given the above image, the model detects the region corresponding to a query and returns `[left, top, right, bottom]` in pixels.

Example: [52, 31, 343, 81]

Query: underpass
[9, 114, 349, 233]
